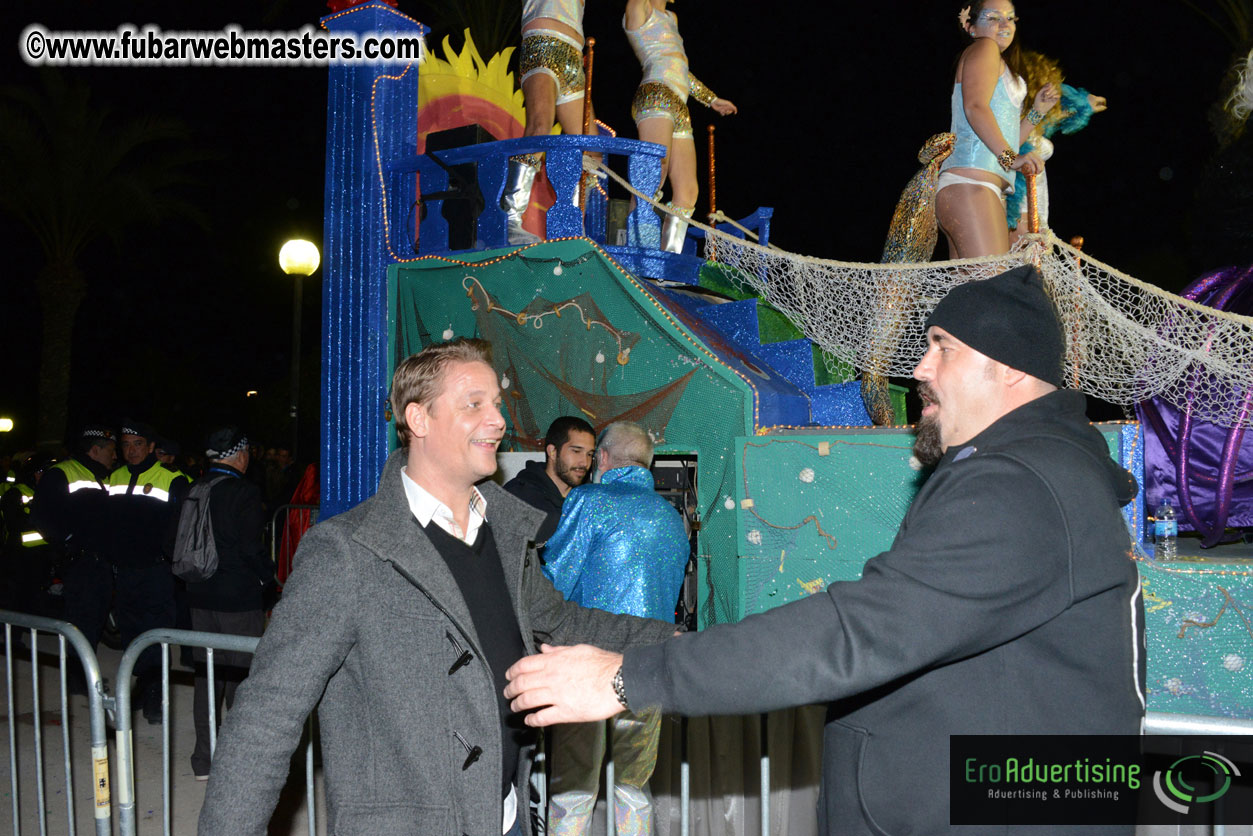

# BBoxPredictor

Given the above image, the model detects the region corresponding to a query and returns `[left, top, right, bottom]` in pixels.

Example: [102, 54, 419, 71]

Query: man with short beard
[505, 265, 1146, 835]
[504, 415, 596, 547]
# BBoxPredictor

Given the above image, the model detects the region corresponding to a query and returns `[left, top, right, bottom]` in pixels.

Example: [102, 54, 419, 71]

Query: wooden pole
[1069, 235, 1084, 389]
[1026, 172, 1039, 234]
[706, 124, 717, 257]
[578, 37, 596, 213]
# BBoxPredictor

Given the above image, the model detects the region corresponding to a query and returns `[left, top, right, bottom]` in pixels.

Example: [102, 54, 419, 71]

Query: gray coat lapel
[352, 450, 477, 639]
[478, 481, 546, 615]
[351, 451, 547, 647]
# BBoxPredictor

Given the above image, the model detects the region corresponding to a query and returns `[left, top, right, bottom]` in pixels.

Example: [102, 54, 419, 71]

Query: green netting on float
[389, 239, 757, 626]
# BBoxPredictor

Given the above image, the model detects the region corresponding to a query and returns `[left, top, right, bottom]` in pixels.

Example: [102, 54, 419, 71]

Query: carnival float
[311, 4, 1252, 830]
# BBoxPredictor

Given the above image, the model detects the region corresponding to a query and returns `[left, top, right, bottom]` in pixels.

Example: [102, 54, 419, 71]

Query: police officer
[108, 421, 189, 722]
[32, 425, 118, 690]
[1, 453, 55, 616]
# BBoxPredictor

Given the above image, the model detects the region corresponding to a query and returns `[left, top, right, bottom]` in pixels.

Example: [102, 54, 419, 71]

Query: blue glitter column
[321, 4, 426, 516]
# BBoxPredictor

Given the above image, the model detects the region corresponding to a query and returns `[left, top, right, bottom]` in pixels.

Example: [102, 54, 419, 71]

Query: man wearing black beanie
[913, 264, 1067, 467]
[506, 265, 1147, 835]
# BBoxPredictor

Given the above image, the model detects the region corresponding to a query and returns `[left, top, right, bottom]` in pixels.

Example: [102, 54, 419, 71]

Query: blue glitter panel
[754, 340, 816, 393]
[694, 299, 760, 349]
[809, 382, 872, 426]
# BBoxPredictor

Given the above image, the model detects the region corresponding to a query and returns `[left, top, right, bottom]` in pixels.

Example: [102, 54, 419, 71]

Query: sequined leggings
[631, 82, 692, 139]
[548, 709, 662, 836]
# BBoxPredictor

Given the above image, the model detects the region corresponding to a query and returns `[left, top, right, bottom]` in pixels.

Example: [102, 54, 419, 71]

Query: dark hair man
[199, 337, 676, 836]
[505, 266, 1146, 834]
[503, 415, 596, 546]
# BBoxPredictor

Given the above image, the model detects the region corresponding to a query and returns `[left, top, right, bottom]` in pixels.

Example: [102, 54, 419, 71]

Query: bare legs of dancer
[935, 181, 1008, 259]
[503, 18, 601, 244]
[638, 116, 696, 252]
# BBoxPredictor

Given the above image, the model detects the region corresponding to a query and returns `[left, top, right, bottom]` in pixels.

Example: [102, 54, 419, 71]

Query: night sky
[1, 1, 1246, 455]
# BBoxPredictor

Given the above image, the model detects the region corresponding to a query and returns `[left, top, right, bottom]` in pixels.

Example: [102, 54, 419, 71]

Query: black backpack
[171, 475, 229, 582]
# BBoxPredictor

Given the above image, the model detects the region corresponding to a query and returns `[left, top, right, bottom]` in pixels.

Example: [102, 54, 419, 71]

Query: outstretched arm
[690, 75, 737, 115]
[509, 457, 1076, 724]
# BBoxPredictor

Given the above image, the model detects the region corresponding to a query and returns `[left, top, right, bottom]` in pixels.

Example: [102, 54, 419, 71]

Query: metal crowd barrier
[269, 503, 320, 577]
[8, 608, 1253, 836]
[0, 610, 111, 836]
[113, 627, 319, 836]
[269, 503, 320, 562]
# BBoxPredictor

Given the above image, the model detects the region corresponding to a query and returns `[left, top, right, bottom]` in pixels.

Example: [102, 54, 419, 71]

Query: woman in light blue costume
[935, 0, 1058, 258]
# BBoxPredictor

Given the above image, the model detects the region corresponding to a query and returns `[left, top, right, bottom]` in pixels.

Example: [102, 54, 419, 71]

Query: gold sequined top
[523, 0, 585, 37]
[624, 6, 692, 101]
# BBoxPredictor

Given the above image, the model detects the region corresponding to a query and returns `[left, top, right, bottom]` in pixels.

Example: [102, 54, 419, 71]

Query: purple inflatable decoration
[1136, 264, 1253, 547]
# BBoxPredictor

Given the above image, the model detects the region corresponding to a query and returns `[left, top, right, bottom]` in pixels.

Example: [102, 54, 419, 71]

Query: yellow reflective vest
[15, 484, 47, 548]
[107, 461, 180, 503]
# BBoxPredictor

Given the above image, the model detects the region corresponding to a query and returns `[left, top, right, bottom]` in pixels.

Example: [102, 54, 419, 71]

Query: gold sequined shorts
[631, 82, 692, 139]
[520, 30, 585, 106]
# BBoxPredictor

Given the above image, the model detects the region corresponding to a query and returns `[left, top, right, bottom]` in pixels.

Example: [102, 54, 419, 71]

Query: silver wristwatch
[611, 666, 630, 709]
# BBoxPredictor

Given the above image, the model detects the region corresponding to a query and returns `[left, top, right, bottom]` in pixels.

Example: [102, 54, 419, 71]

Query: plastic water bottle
[1154, 501, 1178, 560]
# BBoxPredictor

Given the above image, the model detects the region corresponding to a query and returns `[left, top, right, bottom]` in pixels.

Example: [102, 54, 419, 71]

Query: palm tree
[0, 70, 205, 449]
[1176, 0, 1253, 144]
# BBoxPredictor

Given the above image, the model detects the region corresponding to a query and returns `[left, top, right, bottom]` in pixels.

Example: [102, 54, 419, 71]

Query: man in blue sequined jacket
[542, 421, 688, 836]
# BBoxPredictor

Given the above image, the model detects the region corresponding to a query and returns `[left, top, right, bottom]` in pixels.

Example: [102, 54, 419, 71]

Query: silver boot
[501, 157, 542, 245]
[660, 209, 691, 254]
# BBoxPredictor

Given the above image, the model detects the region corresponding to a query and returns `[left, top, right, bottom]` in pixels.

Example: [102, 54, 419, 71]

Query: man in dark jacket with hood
[506, 266, 1147, 835]
[184, 426, 272, 779]
[504, 416, 596, 547]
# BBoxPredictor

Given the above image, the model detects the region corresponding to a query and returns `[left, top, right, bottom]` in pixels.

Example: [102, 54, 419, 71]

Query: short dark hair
[544, 416, 595, 452]
[390, 338, 494, 447]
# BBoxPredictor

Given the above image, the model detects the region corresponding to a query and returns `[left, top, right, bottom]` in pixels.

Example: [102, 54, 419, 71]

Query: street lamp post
[278, 240, 321, 462]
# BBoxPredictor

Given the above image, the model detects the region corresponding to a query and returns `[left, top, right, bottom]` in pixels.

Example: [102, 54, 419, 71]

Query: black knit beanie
[924, 265, 1066, 387]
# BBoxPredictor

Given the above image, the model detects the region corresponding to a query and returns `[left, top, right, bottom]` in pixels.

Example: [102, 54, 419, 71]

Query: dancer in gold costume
[623, 0, 737, 253]
[502, 0, 596, 245]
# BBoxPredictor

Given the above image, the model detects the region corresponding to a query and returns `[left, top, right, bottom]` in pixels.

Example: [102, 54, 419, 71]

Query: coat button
[448, 650, 473, 675]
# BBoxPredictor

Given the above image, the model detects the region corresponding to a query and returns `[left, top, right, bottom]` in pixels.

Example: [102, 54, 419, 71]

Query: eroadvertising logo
[950, 735, 1252, 826]
[1152, 752, 1240, 814]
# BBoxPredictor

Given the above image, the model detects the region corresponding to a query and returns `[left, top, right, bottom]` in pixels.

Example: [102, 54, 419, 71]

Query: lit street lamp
[279, 240, 320, 461]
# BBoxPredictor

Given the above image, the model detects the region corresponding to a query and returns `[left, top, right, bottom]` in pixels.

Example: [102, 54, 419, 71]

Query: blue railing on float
[386, 134, 774, 266]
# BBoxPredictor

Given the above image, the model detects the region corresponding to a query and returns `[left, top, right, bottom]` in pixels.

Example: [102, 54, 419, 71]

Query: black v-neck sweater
[422, 522, 529, 798]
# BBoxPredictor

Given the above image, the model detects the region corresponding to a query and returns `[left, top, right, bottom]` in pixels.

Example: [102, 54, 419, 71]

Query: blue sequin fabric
[543, 466, 688, 619]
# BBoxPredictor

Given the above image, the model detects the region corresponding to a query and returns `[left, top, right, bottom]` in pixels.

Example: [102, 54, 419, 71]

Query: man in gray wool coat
[198, 338, 676, 836]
